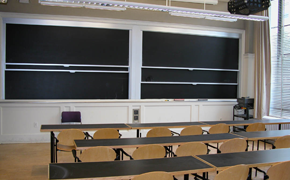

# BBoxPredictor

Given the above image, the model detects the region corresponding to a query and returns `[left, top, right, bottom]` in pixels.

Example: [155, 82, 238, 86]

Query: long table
[49, 156, 215, 180]
[49, 148, 290, 179]
[197, 148, 290, 171]
[75, 133, 241, 150]
[41, 123, 131, 163]
[127, 119, 290, 137]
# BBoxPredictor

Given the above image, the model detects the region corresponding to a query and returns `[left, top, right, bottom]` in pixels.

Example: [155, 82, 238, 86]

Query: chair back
[267, 161, 290, 180]
[175, 142, 207, 156]
[274, 135, 290, 149]
[219, 138, 247, 153]
[93, 128, 120, 139]
[132, 171, 174, 180]
[214, 164, 249, 180]
[246, 123, 265, 132]
[180, 126, 203, 136]
[79, 146, 116, 162]
[208, 123, 229, 134]
[57, 129, 85, 147]
[146, 127, 172, 137]
[61, 111, 81, 124]
[132, 145, 166, 160]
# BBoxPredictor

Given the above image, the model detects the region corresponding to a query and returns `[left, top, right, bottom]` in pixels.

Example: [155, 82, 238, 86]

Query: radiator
[266, 124, 290, 131]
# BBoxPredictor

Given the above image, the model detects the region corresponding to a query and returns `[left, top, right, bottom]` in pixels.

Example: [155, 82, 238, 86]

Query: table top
[127, 122, 206, 129]
[75, 133, 241, 150]
[40, 123, 131, 132]
[200, 119, 290, 126]
[234, 130, 290, 140]
[197, 148, 290, 171]
[49, 156, 215, 179]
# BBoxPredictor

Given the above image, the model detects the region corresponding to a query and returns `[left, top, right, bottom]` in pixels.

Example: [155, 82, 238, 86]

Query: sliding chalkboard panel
[141, 84, 237, 99]
[143, 31, 239, 69]
[142, 31, 239, 99]
[5, 71, 128, 99]
[6, 24, 129, 65]
[142, 69, 238, 83]
[5, 24, 129, 99]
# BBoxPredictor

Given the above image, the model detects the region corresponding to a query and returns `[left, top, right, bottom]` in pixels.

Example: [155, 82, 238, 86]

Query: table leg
[279, 124, 282, 130]
[137, 129, 140, 138]
[184, 174, 189, 180]
[50, 131, 55, 163]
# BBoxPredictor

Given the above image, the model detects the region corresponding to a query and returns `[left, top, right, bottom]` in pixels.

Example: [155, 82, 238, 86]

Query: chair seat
[57, 144, 76, 151]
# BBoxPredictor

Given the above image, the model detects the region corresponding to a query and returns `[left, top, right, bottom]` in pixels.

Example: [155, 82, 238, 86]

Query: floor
[0, 142, 271, 180]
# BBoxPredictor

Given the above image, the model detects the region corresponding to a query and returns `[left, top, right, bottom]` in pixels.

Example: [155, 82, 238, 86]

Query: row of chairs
[132, 160, 290, 180]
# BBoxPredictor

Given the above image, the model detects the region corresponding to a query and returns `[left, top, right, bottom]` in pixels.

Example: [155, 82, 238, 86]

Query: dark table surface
[49, 156, 215, 179]
[75, 133, 241, 150]
[127, 122, 206, 129]
[41, 123, 131, 132]
[234, 130, 290, 140]
[197, 148, 290, 170]
[200, 119, 290, 126]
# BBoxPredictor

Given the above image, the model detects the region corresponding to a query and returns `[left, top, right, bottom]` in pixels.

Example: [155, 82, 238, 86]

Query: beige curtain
[253, 10, 271, 119]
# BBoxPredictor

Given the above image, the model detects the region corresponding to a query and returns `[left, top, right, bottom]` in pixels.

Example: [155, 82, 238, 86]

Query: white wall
[0, 100, 237, 143]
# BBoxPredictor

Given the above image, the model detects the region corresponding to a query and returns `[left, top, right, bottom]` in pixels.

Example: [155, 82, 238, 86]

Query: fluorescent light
[84, 5, 126, 11]
[39, 0, 269, 21]
[205, 16, 237, 22]
[171, 0, 218, 5]
[40, 1, 83, 7]
[170, 12, 205, 19]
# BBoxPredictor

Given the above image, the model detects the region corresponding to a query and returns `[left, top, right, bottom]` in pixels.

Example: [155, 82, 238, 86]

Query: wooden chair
[132, 171, 174, 180]
[175, 142, 208, 156]
[132, 144, 166, 160]
[93, 128, 131, 160]
[56, 129, 85, 162]
[146, 127, 172, 137]
[146, 127, 173, 157]
[175, 142, 208, 180]
[208, 123, 229, 134]
[273, 135, 290, 149]
[78, 146, 116, 162]
[93, 128, 120, 139]
[205, 123, 229, 153]
[180, 126, 203, 136]
[246, 123, 266, 151]
[246, 123, 265, 132]
[267, 161, 290, 180]
[214, 164, 249, 180]
[218, 138, 247, 153]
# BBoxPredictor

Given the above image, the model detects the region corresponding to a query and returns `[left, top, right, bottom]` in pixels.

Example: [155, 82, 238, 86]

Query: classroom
[0, 0, 289, 179]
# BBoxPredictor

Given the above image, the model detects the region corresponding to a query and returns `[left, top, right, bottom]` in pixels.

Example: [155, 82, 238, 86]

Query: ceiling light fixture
[39, 0, 269, 21]
[171, 0, 218, 5]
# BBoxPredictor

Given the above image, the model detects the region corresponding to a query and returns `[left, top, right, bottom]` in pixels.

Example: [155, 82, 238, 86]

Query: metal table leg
[50, 131, 55, 163]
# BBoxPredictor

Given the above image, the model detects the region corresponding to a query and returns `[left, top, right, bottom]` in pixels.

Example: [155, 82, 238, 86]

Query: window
[270, 0, 290, 118]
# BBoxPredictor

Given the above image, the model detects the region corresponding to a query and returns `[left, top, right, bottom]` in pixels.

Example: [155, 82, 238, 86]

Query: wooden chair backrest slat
[180, 126, 203, 136]
[93, 128, 120, 139]
[80, 146, 116, 162]
[132, 171, 174, 180]
[214, 164, 249, 180]
[246, 123, 265, 132]
[176, 142, 208, 156]
[219, 138, 247, 153]
[132, 145, 166, 160]
[274, 135, 290, 149]
[267, 161, 290, 180]
[208, 123, 229, 134]
[57, 129, 85, 146]
[146, 127, 172, 137]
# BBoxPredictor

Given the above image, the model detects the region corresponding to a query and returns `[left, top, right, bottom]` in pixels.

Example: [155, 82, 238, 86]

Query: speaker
[228, 0, 271, 15]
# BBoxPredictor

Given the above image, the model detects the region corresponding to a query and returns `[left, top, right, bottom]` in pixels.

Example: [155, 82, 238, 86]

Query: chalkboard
[141, 31, 239, 99]
[5, 24, 129, 99]
[6, 24, 129, 65]
[141, 84, 237, 99]
[143, 31, 239, 69]
[5, 71, 128, 99]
